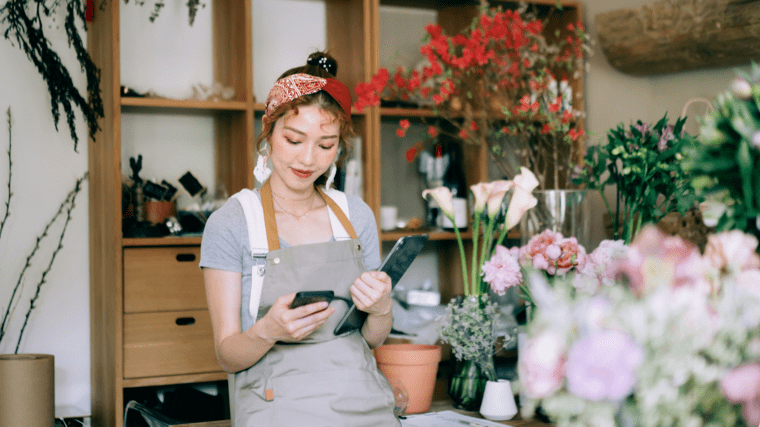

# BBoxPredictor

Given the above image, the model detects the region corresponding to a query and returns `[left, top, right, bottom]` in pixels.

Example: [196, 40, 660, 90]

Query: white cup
[380, 206, 398, 231]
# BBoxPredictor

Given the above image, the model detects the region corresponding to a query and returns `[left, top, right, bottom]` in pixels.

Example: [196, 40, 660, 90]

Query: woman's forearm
[361, 309, 393, 349]
[216, 320, 276, 373]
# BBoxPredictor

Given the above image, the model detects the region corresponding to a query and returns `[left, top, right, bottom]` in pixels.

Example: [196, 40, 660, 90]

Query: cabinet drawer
[124, 247, 206, 313]
[123, 310, 220, 379]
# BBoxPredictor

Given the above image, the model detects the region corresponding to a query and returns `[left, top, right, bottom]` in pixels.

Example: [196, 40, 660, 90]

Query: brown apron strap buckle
[265, 389, 274, 401]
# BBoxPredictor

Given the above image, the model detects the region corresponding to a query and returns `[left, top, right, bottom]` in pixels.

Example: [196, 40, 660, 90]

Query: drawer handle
[175, 317, 196, 326]
[176, 253, 197, 262]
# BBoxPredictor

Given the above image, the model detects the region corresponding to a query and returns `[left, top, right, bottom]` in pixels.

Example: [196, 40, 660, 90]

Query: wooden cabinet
[88, 1, 582, 425]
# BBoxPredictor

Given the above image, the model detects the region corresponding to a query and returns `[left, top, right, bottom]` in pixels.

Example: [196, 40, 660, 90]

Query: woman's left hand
[350, 270, 392, 316]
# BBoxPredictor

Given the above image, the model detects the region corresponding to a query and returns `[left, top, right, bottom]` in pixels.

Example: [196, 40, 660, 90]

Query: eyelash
[286, 138, 334, 150]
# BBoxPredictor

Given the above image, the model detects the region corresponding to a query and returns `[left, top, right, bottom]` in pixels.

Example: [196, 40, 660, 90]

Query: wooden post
[595, 0, 760, 76]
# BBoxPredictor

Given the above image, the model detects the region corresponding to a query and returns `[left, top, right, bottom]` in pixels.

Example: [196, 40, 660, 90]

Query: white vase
[479, 379, 518, 421]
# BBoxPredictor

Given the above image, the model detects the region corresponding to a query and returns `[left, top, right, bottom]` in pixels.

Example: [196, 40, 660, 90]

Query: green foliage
[438, 294, 498, 381]
[574, 113, 699, 243]
[681, 63, 760, 238]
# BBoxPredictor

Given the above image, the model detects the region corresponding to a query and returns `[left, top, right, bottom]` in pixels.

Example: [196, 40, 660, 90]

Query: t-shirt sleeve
[199, 198, 247, 273]
[347, 195, 381, 271]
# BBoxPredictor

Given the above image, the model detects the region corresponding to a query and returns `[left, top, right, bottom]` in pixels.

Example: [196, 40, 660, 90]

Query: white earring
[325, 163, 337, 189]
[253, 150, 271, 183]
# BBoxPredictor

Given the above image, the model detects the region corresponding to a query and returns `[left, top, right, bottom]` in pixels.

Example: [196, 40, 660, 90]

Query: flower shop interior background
[0, 0, 756, 425]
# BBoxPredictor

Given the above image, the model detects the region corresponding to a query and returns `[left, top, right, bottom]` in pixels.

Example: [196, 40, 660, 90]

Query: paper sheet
[400, 410, 512, 427]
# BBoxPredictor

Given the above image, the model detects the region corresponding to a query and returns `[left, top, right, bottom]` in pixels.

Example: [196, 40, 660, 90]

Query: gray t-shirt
[199, 189, 381, 331]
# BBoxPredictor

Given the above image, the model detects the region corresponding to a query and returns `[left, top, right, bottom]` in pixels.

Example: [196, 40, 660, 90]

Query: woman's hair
[256, 51, 355, 187]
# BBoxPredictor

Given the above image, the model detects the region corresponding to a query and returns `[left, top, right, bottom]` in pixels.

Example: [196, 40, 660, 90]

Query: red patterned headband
[265, 73, 352, 118]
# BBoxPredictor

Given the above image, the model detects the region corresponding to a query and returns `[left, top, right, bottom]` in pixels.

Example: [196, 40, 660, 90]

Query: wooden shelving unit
[88, 1, 583, 425]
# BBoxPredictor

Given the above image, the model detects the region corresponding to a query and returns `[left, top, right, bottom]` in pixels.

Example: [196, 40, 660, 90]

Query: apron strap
[260, 180, 281, 251]
[317, 186, 358, 240]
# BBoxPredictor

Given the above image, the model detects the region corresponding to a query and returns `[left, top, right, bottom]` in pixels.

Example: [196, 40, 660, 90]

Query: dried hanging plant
[126, 0, 206, 26]
[0, 108, 88, 353]
[0, 0, 103, 152]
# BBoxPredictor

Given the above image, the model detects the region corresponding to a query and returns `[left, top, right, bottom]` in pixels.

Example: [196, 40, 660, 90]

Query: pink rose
[482, 245, 523, 295]
[519, 331, 566, 398]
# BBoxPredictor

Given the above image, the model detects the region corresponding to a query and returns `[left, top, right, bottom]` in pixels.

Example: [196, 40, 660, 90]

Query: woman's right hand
[256, 292, 335, 343]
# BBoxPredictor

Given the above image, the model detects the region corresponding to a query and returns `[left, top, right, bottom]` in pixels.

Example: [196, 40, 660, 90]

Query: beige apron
[228, 180, 400, 427]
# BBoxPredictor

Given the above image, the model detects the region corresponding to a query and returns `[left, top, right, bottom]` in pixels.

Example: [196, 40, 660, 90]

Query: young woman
[200, 52, 400, 426]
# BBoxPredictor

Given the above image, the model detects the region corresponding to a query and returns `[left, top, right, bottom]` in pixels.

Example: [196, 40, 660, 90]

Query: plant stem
[0, 108, 11, 245]
[453, 223, 470, 297]
[14, 172, 87, 353]
[471, 211, 481, 296]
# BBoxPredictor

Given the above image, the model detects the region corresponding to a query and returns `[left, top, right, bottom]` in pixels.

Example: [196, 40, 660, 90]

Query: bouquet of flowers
[481, 228, 627, 322]
[518, 225, 760, 427]
[355, 4, 590, 190]
[424, 167, 537, 403]
[682, 63, 760, 240]
[573, 112, 699, 243]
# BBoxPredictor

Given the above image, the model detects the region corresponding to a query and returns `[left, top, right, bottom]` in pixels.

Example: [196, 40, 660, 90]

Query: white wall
[0, 7, 90, 417]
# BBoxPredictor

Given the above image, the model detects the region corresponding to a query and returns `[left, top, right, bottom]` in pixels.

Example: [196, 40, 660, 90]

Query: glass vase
[448, 358, 490, 411]
[520, 189, 592, 249]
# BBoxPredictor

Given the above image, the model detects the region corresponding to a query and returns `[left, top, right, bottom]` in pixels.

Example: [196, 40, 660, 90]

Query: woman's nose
[298, 144, 315, 165]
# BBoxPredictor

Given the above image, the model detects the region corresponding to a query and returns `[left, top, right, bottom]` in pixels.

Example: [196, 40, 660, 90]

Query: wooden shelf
[122, 372, 227, 389]
[121, 97, 248, 111]
[122, 237, 203, 247]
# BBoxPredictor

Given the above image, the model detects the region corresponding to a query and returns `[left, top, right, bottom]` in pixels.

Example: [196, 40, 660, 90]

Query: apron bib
[228, 181, 399, 427]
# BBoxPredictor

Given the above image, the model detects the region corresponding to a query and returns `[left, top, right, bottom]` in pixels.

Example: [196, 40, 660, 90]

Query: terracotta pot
[375, 344, 441, 414]
[144, 200, 176, 225]
[0, 354, 54, 427]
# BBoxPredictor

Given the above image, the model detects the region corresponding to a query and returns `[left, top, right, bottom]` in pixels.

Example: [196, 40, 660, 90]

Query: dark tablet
[333, 234, 429, 335]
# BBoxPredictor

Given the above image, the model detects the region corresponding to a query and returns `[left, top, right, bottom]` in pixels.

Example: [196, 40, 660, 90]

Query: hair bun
[307, 53, 338, 77]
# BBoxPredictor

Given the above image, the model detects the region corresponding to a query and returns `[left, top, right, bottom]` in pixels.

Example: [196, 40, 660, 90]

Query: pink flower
[614, 226, 707, 296]
[704, 230, 760, 273]
[486, 180, 514, 218]
[519, 330, 566, 398]
[721, 363, 760, 403]
[590, 239, 628, 286]
[482, 245, 523, 295]
[422, 187, 454, 220]
[505, 167, 538, 230]
[737, 270, 760, 299]
[565, 329, 643, 401]
[721, 362, 760, 425]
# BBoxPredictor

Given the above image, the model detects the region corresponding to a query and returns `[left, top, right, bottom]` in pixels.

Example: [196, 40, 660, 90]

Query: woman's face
[267, 104, 340, 193]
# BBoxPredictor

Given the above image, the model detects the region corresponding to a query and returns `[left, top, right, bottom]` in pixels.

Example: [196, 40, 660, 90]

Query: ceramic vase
[480, 379, 518, 421]
[0, 354, 54, 427]
[375, 344, 441, 414]
[448, 358, 489, 411]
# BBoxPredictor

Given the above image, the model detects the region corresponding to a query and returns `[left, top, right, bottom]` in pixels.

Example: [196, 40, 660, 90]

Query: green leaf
[737, 139, 754, 216]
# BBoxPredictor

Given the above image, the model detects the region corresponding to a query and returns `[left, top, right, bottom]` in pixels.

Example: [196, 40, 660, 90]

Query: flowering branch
[357, 5, 590, 190]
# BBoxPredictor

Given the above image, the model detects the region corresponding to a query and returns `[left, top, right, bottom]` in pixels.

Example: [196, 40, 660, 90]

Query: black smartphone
[290, 291, 335, 309]
[333, 234, 429, 335]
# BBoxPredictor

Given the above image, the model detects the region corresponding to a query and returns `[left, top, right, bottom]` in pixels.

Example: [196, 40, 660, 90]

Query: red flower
[541, 123, 552, 134]
[562, 110, 573, 124]
[433, 94, 444, 105]
[567, 23, 575, 31]
[568, 128, 584, 141]
[405, 147, 417, 162]
[530, 43, 539, 52]
[396, 129, 406, 138]
[399, 119, 411, 130]
[425, 23, 442, 38]
[394, 69, 406, 89]
[420, 87, 431, 98]
[458, 129, 469, 139]
[428, 126, 438, 137]
[470, 120, 479, 131]
[548, 97, 562, 113]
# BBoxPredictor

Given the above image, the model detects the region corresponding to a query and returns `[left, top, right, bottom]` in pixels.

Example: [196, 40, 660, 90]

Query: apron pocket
[270, 368, 397, 427]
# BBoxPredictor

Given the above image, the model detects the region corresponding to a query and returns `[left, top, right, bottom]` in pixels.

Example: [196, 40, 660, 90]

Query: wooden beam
[595, 0, 760, 76]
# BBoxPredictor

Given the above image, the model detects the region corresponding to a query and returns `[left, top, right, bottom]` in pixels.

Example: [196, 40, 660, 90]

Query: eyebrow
[283, 126, 339, 140]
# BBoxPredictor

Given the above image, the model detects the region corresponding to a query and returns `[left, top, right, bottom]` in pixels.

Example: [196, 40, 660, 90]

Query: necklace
[273, 194, 318, 220]
[271, 190, 315, 202]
